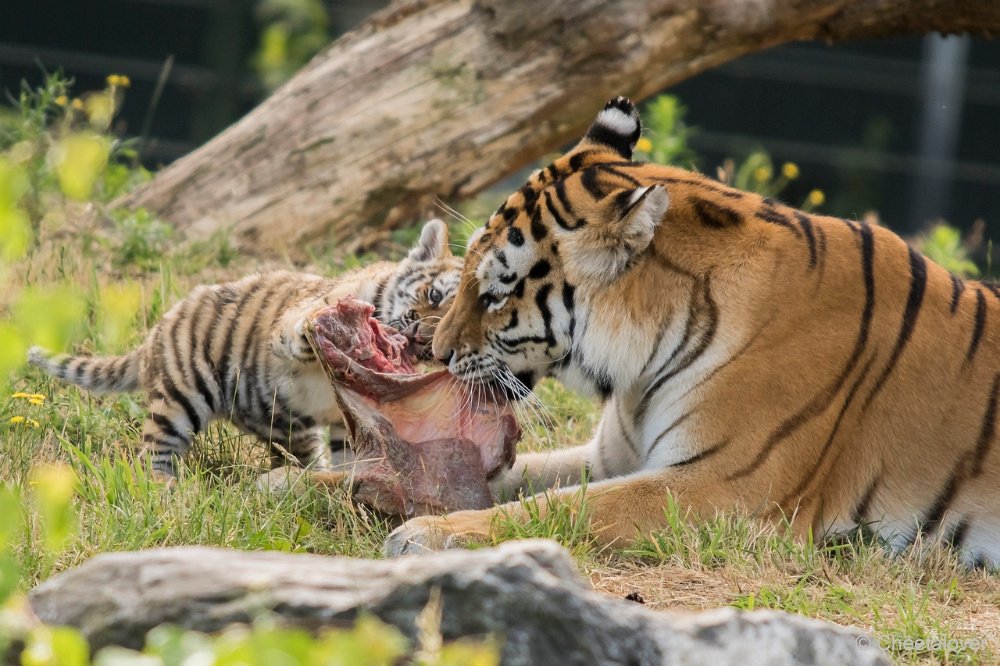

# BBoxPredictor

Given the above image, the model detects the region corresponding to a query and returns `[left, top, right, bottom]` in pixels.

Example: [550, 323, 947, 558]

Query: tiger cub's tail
[28, 346, 142, 393]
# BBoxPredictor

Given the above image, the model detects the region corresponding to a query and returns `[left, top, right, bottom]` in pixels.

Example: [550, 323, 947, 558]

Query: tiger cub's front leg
[271, 308, 317, 363]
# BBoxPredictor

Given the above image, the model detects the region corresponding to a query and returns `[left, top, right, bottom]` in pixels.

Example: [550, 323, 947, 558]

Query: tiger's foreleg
[488, 442, 595, 501]
[257, 466, 358, 495]
[290, 427, 335, 470]
[384, 466, 739, 557]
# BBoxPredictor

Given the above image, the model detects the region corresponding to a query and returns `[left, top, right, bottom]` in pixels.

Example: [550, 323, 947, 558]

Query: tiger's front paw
[150, 469, 178, 489]
[273, 317, 315, 362]
[383, 512, 492, 558]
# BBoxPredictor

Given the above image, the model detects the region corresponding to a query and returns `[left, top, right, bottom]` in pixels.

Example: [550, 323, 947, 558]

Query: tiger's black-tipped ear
[581, 96, 642, 159]
[558, 184, 669, 286]
[407, 218, 451, 262]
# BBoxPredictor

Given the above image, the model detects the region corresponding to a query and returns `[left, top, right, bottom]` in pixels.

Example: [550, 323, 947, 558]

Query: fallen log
[117, 0, 1000, 257]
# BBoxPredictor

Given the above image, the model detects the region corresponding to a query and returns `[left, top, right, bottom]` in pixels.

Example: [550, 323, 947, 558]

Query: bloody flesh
[307, 298, 519, 516]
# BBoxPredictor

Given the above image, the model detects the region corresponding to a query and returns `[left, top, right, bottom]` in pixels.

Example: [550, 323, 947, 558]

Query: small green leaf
[93, 646, 162, 666]
[0, 556, 21, 604]
[51, 132, 111, 201]
[29, 463, 79, 555]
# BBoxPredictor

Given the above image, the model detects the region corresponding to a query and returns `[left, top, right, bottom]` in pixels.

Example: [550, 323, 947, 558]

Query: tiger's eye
[428, 287, 443, 305]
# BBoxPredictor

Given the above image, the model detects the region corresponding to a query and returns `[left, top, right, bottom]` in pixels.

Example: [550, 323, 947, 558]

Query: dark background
[2, 0, 997, 240]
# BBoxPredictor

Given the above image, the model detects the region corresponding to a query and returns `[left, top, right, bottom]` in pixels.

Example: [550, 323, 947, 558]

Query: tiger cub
[29, 219, 462, 479]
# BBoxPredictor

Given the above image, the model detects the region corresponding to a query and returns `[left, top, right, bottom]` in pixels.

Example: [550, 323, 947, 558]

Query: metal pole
[907, 34, 971, 233]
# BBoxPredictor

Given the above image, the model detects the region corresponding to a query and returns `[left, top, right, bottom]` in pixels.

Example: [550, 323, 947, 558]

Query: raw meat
[307, 298, 519, 516]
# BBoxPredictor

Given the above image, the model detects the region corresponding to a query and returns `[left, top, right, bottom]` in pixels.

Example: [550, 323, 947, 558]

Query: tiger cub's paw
[150, 469, 178, 490]
[273, 317, 316, 362]
[257, 466, 307, 494]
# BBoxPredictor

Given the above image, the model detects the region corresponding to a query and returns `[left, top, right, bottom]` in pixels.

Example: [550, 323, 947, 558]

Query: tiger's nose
[435, 347, 455, 365]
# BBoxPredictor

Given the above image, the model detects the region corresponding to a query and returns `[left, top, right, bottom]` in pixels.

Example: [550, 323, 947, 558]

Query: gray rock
[30, 539, 888, 665]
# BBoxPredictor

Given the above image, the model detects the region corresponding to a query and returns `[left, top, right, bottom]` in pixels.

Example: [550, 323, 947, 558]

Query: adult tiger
[385, 97, 1000, 567]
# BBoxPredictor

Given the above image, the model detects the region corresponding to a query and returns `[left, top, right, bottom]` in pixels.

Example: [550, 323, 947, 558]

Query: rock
[29, 540, 888, 665]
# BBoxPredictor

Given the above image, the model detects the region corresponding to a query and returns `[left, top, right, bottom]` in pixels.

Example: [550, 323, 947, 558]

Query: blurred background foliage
[252, 0, 331, 91]
[0, 71, 991, 396]
[1, 1, 994, 257]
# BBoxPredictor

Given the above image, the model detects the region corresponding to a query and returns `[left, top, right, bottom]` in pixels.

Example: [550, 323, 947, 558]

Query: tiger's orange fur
[385, 98, 1000, 567]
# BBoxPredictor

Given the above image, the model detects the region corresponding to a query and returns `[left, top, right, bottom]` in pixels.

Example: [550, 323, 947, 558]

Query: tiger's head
[433, 97, 676, 399]
[380, 219, 463, 355]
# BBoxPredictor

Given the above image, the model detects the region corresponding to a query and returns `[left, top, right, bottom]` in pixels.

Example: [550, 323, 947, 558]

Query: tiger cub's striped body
[386, 99, 1000, 567]
[30, 220, 461, 478]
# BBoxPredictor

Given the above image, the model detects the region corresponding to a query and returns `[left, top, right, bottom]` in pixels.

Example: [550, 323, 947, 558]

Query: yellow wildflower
[71, 98, 84, 111]
[12, 392, 46, 403]
[807, 189, 825, 207]
[106, 74, 131, 89]
[8, 416, 25, 424]
[28, 418, 40, 428]
[781, 162, 799, 180]
[55, 95, 69, 107]
[635, 137, 653, 153]
[753, 166, 772, 182]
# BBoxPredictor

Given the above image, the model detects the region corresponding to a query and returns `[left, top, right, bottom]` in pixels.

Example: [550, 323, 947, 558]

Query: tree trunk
[118, 0, 1000, 257]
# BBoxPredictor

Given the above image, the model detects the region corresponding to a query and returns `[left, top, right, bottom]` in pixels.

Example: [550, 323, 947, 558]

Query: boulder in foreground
[30, 540, 889, 665]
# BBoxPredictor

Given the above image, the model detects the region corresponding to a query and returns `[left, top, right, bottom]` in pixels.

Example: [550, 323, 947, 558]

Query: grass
[8, 353, 1000, 664]
[2, 78, 998, 665]
[4, 212, 999, 666]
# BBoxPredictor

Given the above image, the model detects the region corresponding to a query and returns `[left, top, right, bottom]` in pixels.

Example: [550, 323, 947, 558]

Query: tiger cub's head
[380, 219, 463, 356]
[432, 97, 672, 399]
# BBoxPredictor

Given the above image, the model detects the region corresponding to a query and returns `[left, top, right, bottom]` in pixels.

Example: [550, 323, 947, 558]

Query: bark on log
[29, 540, 889, 665]
[119, 0, 1000, 257]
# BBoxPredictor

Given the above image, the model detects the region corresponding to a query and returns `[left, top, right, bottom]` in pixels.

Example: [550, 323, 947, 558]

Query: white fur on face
[475, 239, 534, 298]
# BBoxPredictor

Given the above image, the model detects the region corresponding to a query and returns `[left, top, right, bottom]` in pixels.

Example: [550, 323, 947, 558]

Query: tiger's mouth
[448, 357, 534, 402]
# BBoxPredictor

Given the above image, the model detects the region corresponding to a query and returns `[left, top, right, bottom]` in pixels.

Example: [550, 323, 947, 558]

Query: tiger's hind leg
[140, 393, 207, 481]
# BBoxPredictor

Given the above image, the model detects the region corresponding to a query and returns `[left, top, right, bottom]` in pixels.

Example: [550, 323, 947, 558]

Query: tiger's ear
[407, 219, 451, 262]
[559, 185, 669, 285]
[576, 96, 642, 160]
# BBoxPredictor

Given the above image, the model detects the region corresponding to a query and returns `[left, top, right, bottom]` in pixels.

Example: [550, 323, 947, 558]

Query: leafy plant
[252, 0, 330, 90]
[634, 95, 696, 167]
[107, 208, 175, 271]
[917, 224, 980, 278]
